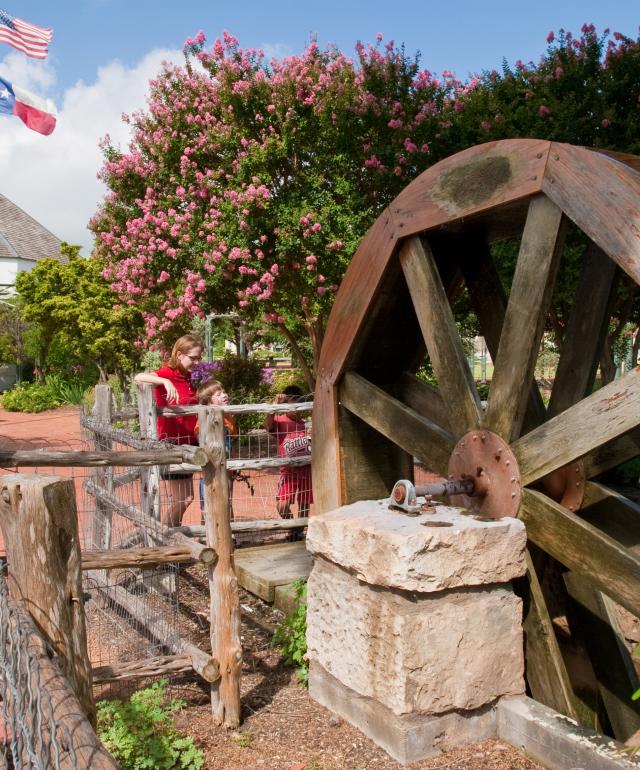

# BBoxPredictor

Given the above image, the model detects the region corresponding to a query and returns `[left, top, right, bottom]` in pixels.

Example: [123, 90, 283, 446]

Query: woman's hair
[197, 378, 224, 405]
[282, 384, 304, 402]
[167, 334, 203, 369]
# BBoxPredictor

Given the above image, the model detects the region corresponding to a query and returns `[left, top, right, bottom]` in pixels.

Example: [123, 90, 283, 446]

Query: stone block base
[309, 661, 497, 765]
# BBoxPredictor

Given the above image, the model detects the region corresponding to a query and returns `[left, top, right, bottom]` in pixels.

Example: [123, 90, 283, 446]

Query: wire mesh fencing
[0, 567, 78, 770]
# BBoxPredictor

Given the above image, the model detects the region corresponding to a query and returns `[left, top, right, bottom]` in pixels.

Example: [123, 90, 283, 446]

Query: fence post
[137, 382, 161, 525]
[200, 405, 242, 727]
[0, 474, 96, 726]
[92, 384, 114, 551]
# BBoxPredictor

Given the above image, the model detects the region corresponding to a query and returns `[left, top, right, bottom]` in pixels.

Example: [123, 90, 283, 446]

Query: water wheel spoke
[547, 244, 616, 419]
[512, 367, 640, 486]
[580, 481, 640, 551]
[395, 372, 450, 433]
[520, 488, 640, 619]
[584, 428, 640, 479]
[339, 371, 455, 477]
[460, 243, 546, 431]
[485, 195, 565, 440]
[399, 235, 482, 436]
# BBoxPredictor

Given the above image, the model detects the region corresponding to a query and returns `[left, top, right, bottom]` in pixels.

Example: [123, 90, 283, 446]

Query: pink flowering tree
[91, 33, 471, 388]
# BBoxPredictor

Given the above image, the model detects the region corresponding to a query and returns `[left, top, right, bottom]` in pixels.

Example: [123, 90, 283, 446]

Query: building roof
[0, 193, 64, 264]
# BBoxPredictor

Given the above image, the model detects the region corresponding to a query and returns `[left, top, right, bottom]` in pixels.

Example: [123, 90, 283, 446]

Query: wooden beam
[519, 551, 580, 720]
[459, 240, 547, 433]
[579, 482, 640, 551]
[200, 406, 242, 728]
[81, 544, 215, 571]
[584, 428, 640, 479]
[311, 375, 342, 514]
[485, 195, 565, 440]
[512, 367, 640, 486]
[0, 474, 96, 726]
[564, 571, 640, 742]
[519, 489, 640, 619]
[547, 244, 616, 419]
[113, 400, 314, 421]
[174, 518, 309, 538]
[340, 371, 456, 477]
[399, 235, 482, 436]
[92, 654, 194, 684]
[395, 371, 451, 432]
[0, 446, 207, 468]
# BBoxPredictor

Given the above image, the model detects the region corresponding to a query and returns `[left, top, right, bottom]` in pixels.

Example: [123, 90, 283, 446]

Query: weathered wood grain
[564, 571, 640, 742]
[81, 544, 212, 571]
[200, 406, 242, 728]
[339, 371, 455, 477]
[579, 482, 640, 551]
[547, 244, 616, 418]
[392, 138, 550, 236]
[485, 195, 565, 440]
[0, 475, 96, 726]
[395, 371, 450, 432]
[512, 367, 640, 485]
[542, 143, 640, 285]
[311, 374, 342, 514]
[399, 235, 482, 436]
[519, 489, 640, 619]
[92, 654, 193, 684]
[519, 551, 580, 720]
[584, 428, 640, 479]
[0, 447, 205, 467]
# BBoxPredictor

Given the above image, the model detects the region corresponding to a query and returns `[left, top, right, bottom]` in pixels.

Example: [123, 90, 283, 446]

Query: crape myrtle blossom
[91, 25, 638, 387]
[91, 31, 476, 387]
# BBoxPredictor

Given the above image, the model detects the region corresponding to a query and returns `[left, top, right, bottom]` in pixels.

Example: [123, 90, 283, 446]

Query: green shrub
[96, 679, 204, 770]
[273, 579, 308, 687]
[1, 381, 62, 412]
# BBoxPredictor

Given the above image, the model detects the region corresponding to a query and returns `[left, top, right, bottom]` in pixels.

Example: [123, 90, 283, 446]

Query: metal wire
[0, 567, 76, 769]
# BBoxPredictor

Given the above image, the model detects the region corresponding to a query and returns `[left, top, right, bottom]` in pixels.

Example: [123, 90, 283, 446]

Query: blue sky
[0, 0, 638, 251]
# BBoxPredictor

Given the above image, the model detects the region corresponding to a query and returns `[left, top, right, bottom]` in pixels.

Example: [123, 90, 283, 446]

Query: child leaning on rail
[195, 379, 237, 519]
[265, 385, 313, 523]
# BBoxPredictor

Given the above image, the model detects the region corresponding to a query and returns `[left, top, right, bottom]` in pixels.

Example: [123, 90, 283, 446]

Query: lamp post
[205, 313, 243, 361]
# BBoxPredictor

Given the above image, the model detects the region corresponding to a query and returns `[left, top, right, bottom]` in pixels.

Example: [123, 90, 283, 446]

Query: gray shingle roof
[0, 193, 64, 264]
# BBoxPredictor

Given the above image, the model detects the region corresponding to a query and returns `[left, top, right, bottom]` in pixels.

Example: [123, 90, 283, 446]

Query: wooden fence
[0, 384, 313, 745]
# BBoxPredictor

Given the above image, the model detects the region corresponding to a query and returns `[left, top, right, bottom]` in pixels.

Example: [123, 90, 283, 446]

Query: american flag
[0, 8, 52, 60]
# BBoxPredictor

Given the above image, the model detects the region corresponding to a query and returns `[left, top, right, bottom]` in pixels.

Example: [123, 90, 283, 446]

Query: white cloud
[0, 47, 184, 254]
[261, 42, 293, 61]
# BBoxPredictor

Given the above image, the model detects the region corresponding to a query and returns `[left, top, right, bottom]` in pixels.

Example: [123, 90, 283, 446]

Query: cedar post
[92, 384, 114, 551]
[200, 405, 242, 727]
[137, 382, 161, 530]
[0, 474, 96, 726]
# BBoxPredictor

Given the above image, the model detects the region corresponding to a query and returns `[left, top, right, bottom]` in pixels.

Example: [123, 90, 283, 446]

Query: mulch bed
[169, 565, 544, 770]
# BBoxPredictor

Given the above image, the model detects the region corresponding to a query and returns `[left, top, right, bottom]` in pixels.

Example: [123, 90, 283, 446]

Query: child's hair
[197, 378, 225, 405]
[167, 334, 203, 368]
[282, 384, 304, 401]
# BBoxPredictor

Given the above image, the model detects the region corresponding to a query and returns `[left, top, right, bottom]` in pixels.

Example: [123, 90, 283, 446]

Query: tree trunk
[600, 344, 617, 385]
[278, 322, 315, 391]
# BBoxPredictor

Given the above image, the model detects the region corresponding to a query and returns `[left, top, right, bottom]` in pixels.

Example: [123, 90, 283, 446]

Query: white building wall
[0, 256, 35, 294]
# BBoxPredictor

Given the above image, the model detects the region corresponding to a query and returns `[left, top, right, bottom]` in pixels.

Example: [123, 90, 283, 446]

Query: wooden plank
[392, 138, 550, 236]
[543, 143, 640, 286]
[584, 428, 640, 479]
[312, 375, 342, 514]
[233, 541, 313, 602]
[0, 474, 96, 726]
[113, 400, 314, 421]
[92, 654, 194, 684]
[138, 383, 162, 526]
[512, 366, 640, 486]
[485, 195, 565, 440]
[318, 209, 397, 385]
[395, 372, 450, 432]
[0, 447, 206, 468]
[80, 544, 214, 571]
[459, 240, 547, 433]
[519, 551, 580, 720]
[579, 482, 640, 552]
[564, 571, 640, 742]
[339, 372, 456, 477]
[547, 244, 616, 418]
[519, 489, 640, 619]
[399, 235, 482, 436]
[200, 406, 242, 728]
[175, 518, 309, 537]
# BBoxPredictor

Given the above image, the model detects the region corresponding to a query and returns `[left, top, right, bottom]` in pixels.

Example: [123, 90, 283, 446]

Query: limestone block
[307, 559, 525, 716]
[306, 500, 527, 592]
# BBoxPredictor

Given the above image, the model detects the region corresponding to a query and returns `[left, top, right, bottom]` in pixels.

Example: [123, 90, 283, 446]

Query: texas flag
[0, 75, 56, 135]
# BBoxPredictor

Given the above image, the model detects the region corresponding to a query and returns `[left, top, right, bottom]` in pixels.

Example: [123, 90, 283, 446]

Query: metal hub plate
[537, 460, 585, 512]
[447, 430, 522, 518]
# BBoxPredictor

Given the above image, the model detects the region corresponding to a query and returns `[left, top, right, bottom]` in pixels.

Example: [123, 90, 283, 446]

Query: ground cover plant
[272, 579, 309, 686]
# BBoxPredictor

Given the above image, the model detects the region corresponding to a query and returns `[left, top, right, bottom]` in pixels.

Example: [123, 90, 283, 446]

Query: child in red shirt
[265, 385, 312, 519]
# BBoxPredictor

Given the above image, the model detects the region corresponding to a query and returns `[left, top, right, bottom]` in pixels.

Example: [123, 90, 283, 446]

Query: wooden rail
[0, 446, 208, 468]
[112, 400, 313, 421]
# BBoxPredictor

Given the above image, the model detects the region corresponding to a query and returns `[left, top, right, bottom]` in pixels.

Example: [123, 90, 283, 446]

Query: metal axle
[389, 478, 476, 515]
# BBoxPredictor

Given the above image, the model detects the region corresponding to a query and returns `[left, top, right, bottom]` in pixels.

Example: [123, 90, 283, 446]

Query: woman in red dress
[134, 334, 202, 526]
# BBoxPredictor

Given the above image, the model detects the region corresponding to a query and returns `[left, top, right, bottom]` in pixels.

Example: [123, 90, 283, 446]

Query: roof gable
[0, 193, 64, 264]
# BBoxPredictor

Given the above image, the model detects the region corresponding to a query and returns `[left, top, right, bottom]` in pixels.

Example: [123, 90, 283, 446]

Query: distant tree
[15, 243, 144, 383]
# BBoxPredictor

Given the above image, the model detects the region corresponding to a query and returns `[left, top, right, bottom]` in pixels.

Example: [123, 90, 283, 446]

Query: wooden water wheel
[312, 139, 640, 740]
